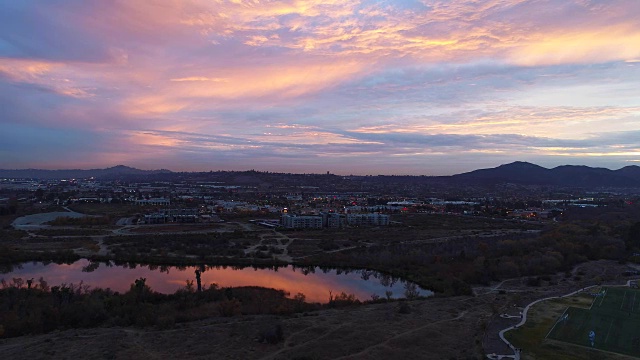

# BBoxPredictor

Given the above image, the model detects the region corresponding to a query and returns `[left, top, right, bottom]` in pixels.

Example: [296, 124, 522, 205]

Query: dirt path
[92, 235, 108, 256]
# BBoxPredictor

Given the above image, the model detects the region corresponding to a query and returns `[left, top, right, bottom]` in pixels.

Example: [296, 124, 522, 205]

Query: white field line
[545, 309, 569, 339]
[604, 319, 614, 344]
[589, 291, 598, 310]
[599, 287, 608, 307]
[621, 291, 628, 310]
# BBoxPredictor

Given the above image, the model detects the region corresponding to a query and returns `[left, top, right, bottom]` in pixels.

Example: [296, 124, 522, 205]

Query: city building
[322, 212, 346, 228]
[281, 214, 323, 229]
[135, 198, 170, 206]
[346, 213, 390, 226]
[143, 208, 198, 223]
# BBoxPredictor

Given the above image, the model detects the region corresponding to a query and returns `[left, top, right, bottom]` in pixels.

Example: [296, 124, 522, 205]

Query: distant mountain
[0, 165, 172, 180]
[452, 161, 552, 184]
[1, 162, 639, 188]
[450, 161, 640, 187]
[616, 165, 640, 181]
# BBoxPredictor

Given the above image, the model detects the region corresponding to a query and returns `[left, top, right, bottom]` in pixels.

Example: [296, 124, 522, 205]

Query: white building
[281, 214, 323, 229]
[135, 198, 170, 206]
[346, 213, 390, 226]
[323, 213, 346, 228]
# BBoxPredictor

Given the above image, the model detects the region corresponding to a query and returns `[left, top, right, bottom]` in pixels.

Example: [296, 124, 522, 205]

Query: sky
[1, 0, 640, 175]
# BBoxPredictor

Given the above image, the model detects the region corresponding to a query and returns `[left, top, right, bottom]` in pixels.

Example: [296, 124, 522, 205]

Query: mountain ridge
[451, 161, 640, 187]
[0, 165, 171, 180]
[0, 162, 639, 187]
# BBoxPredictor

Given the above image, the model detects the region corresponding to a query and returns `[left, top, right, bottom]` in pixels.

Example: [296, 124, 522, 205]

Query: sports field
[547, 286, 640, 357]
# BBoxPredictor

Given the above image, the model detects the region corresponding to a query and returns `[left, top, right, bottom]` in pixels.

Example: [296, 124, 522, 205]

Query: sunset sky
[1, 0, 639, 175]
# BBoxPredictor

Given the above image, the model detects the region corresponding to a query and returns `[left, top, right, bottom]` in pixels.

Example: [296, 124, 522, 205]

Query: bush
[155, 315, 175, 330]
[526, 277, 541, 287]
[397, 302, 411, 314]
[217, 298, 242, 317]
[258, 324, 284, 344]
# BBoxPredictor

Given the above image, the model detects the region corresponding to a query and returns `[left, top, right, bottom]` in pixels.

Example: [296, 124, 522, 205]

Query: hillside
[450, 161, 640, 187]
[0, 165, 172, 180]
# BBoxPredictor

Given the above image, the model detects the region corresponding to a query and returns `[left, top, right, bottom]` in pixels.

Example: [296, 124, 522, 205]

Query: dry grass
[0, 296, 492, 360]
[128, 224, 221, 234]
[32, 228, 111, 237]
[15, 237, 99, 252]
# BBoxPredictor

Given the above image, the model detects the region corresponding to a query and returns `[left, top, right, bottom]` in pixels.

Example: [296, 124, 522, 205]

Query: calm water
[1, 260, 431, 303]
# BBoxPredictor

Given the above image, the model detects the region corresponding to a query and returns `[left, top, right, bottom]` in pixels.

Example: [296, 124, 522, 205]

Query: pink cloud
[2, 0, 640, 173]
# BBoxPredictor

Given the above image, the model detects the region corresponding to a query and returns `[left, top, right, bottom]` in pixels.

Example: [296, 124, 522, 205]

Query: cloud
[507, 26, 640, 66]
[1, 0, 640, 174]
[170, 77, 227, 82]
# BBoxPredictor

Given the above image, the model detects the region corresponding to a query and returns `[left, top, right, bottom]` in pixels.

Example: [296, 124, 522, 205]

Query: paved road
[115, 217, 135, 226]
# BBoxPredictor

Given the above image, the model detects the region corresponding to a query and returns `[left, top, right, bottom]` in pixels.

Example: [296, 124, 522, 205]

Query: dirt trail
[245, 230, 294, 262]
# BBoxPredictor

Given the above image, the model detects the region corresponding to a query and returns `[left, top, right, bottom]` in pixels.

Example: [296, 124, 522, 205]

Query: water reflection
[1, 259, 432, 303]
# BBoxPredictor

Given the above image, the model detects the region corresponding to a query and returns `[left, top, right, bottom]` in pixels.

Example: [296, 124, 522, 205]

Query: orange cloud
[121, 59, 366, 115]
[124, 96, 191, 115]
[351, 106, 640, 139]
[0, 58, 96, 98]
[254, 130, 379, 145]
[508, 26, 640, 66]
[170, 77, 227, 82]
[0, 58, 58, 81]
[129, 131, 182, 147]
[4, 0, 640, 173]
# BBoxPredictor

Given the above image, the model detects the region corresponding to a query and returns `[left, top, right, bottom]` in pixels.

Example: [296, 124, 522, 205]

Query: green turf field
[547, 286, 640, 357]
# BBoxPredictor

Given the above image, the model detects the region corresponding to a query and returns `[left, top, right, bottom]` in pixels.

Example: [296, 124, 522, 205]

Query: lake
[0, 259, 432, 303]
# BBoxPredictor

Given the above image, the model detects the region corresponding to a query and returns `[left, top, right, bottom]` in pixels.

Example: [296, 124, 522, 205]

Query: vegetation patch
[32, 228, 111, 237]
[104, 232, 251, 260]
[0, 277, 322, 338]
